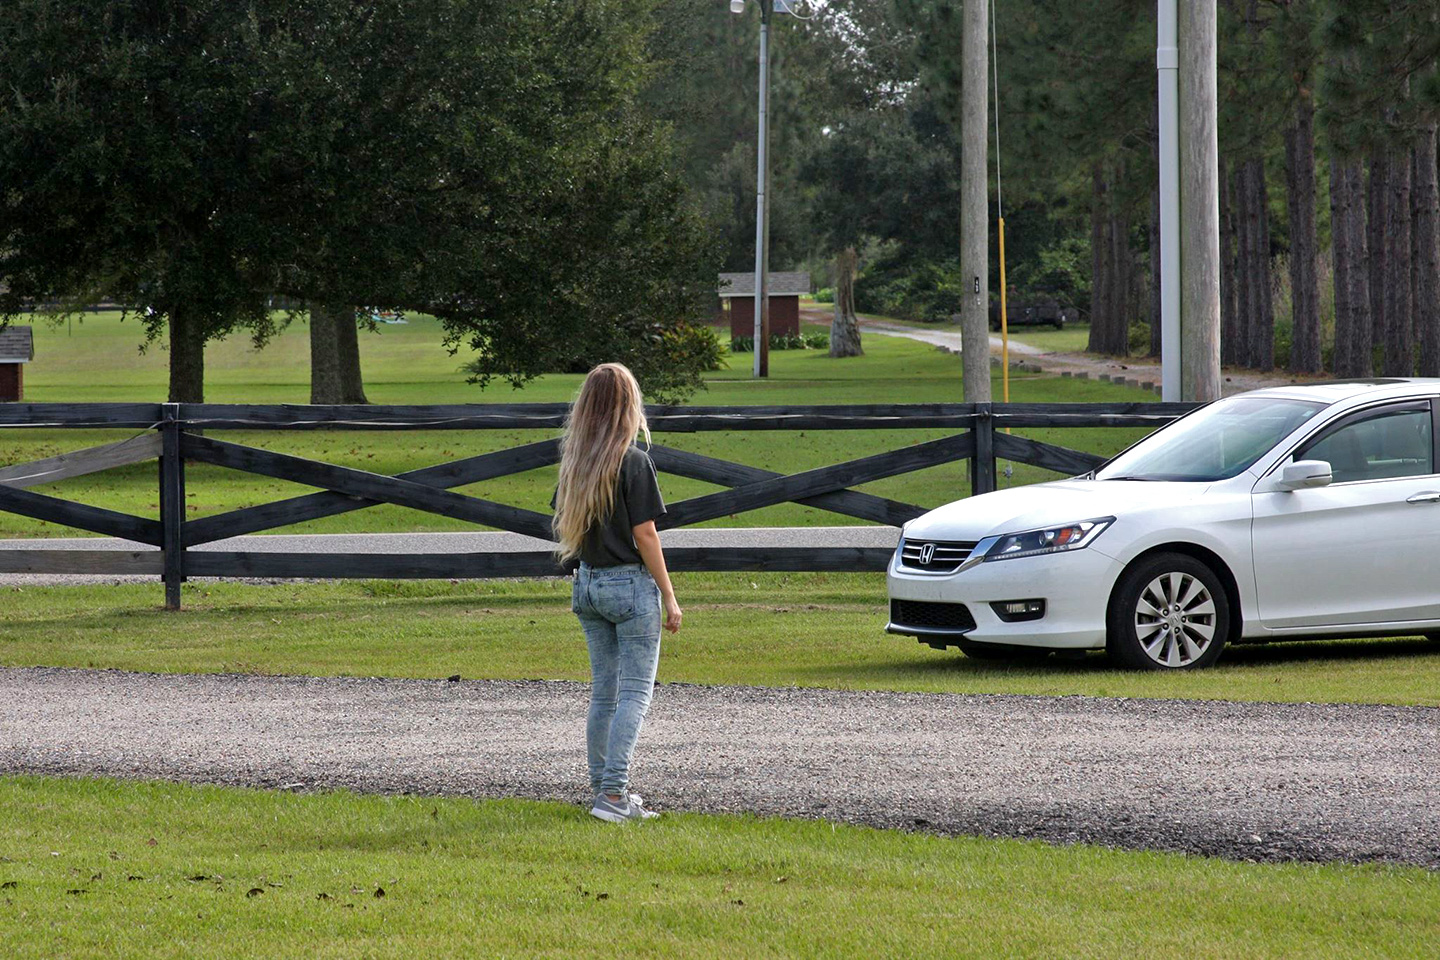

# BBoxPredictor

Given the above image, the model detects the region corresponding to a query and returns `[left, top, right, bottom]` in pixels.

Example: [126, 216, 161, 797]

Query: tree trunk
[1416, 124, 1440, 376]
[1110, 203, 1132, 355]
[1248, 158, 1275, 372]
[1087, 163, 1132, 357]
[1367, 153, 1388, 351]
[1285, 94, 1321, 374]
[333, 305, 369, 404]
[1235, 158, 1272, 370]
[167, 307, 205, 404]
[311, 303, 369, 404]
[1088, 165, 1113, 354]
[1329, 155, 1353, 376]
[309, 304, 342, 404]
[1384, 147, 1414, 376]
[1221, 162, 1239, 366]
[1346, 160, 1374, 376]
[829, 247, 863, 358]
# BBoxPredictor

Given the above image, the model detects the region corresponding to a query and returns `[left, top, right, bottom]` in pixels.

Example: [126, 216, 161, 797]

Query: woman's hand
[633, 519, 681, 635]
[662, 593, 683, 634]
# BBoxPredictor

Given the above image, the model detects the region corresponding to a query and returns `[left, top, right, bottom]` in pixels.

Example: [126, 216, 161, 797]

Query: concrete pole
[1179, 0, 1221, 400]
[1156, 0, 1181, 401]
[752, 0, 772, 378]
[960, 0, 991, 402]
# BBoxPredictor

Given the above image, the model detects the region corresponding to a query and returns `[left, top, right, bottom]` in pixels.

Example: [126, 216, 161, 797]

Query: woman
[553, 363, 682, 823]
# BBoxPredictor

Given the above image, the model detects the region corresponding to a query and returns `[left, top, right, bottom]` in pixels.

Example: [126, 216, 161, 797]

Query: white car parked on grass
[887, 379, 1440, 670]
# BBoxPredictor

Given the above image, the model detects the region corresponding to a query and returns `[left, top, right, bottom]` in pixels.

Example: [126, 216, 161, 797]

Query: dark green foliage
[0, 0, 720, 401]
[854, 253, 965, 323]
[0, 0, 293, 394]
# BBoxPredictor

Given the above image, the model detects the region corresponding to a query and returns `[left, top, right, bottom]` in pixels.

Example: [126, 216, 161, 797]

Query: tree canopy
[0, 0, 719, 402]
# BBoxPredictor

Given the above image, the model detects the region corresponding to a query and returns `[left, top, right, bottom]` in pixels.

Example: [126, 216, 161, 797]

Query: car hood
[902, 479, 1213, 542]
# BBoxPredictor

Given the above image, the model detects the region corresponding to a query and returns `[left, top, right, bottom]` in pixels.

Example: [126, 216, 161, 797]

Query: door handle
[1406, 491, 1440, 503]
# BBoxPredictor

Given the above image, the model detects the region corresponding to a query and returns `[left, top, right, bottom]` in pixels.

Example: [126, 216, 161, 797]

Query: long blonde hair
[553, 363, 652, 562]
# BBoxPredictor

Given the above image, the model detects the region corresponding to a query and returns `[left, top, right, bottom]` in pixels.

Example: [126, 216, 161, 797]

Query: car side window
[1298, 404, 1434, 483]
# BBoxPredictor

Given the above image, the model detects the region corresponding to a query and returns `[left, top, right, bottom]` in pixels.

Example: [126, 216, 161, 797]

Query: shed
[0, 326, 34, 402]
[717, 271, 810, 340]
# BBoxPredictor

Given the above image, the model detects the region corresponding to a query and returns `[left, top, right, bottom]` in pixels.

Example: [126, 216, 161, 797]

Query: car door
[1251, 399, 1440, 630]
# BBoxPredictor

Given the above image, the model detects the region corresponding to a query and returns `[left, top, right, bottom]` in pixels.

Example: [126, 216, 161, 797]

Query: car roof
[1238, 378, 1440, 406]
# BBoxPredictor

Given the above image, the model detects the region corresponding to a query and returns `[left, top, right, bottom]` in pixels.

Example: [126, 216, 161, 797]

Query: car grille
[898, 538, 979, 574]
[890, 599, 977, 633]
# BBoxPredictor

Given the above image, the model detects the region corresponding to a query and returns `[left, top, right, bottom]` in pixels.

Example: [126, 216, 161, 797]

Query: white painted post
[1157, 0, 1181, 401]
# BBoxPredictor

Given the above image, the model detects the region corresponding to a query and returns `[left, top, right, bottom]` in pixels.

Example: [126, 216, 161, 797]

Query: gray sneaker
[590, 792, 660, 823]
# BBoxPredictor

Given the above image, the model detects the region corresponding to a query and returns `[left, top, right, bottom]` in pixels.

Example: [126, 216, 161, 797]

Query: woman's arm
[633, 519, 681, 634]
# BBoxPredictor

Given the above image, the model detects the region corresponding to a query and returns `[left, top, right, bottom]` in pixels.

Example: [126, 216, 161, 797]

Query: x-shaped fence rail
[0, 402, 1197, 608]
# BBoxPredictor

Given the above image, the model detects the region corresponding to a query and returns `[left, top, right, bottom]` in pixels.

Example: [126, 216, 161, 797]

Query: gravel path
[832, 310, 1316, 396]
[3, 666, 1437, 868]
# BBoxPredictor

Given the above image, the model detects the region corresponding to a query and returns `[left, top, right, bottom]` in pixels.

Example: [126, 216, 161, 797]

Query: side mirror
[1277, 459, 1333, 491]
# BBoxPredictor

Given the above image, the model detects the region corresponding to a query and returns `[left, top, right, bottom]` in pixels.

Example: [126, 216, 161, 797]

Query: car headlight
[979, 517, 1114, 562]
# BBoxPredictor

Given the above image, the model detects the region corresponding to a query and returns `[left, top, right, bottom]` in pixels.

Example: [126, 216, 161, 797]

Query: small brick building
[0, 326, 33, 402]
[717, 271, 810, 339]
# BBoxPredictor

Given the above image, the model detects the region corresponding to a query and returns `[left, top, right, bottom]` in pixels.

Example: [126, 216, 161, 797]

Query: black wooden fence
[0, 402, 1197, 608]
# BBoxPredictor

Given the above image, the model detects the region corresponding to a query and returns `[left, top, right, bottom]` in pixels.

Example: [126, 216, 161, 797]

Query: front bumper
[886, 546, 1122, 649]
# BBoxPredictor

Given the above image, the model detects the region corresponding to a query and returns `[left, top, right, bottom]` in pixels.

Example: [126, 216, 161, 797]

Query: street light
[731, 0, 812, 378]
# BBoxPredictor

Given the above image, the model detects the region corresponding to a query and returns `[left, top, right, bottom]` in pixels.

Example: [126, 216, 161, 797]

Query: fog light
[990, 599, 1046, 623]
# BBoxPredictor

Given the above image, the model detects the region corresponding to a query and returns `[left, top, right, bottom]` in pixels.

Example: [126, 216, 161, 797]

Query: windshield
[1096, 396, 1326, 482]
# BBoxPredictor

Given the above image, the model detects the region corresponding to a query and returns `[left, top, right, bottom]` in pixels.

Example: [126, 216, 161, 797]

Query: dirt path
[4, 666, 1438, 869]
[804, 306, 1315, 396]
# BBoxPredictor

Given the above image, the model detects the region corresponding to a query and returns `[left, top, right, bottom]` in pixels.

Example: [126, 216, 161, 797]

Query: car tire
[1106, 553, 1229, 670]
[956, 640, 1051, 661]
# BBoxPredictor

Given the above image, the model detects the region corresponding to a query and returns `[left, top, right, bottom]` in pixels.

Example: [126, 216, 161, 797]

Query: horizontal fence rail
[0, 401, 1201, 608]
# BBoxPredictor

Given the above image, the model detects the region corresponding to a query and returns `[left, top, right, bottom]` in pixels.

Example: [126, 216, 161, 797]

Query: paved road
[3, 667, 1437, 868]
[0, 526, 900, 587]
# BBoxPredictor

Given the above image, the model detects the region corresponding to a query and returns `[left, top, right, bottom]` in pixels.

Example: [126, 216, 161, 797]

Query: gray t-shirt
[559, 446, 667, 568]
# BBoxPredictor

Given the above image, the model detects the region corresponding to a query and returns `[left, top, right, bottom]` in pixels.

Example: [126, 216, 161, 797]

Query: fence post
[969, 402, 996, 496]
[159, 402, 185, 610]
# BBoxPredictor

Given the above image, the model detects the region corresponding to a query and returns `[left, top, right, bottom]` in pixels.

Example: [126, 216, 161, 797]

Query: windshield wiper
[1101, 475, 1162, 481]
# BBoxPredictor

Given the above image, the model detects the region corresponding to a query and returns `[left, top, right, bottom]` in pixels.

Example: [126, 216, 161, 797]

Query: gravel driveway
[2, 666, 1437, 869]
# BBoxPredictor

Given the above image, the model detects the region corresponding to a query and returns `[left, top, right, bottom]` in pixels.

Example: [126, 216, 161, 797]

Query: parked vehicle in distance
[987, 298, 1072, 331]
[887, 379, 1440, 669]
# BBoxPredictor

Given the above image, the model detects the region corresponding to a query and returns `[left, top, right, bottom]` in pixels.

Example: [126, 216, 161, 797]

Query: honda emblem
[919, 543, 936, 565]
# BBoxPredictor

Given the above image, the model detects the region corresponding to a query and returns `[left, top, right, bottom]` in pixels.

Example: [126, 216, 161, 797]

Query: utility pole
[960, 0, 990, 402]
[1179, 0, 1220, 400]
[752, 0, 773, 378]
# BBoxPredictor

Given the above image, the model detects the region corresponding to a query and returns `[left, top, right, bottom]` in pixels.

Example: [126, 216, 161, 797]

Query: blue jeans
[572, 562, 662, 797]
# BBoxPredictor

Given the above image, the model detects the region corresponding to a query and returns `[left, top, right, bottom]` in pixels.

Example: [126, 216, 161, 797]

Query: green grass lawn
[2, 776, 1435, 959]
[1, 312, 1157, 539]
[5, 575, 1440, 706]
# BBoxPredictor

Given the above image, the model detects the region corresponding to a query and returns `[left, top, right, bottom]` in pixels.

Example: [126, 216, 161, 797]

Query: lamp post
[731, 0, 772, 377]
[731, 0, 810, 378]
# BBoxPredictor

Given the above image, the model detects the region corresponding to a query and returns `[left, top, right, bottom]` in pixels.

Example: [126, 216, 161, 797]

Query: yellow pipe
[998, 216, 1009, 403]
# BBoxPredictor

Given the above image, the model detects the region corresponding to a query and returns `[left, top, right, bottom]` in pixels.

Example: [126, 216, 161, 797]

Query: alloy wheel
[1132, 572, 1217, 668]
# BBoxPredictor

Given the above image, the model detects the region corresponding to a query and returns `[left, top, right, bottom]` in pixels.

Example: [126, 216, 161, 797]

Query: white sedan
[887, 379, 1440, 669]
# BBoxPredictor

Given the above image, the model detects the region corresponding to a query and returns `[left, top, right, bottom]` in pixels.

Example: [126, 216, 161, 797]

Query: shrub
[730, 333, 829, 353]
[1128, 322, 1151, 356]
[665, 323, 728, 373]
[813, 287, 835, 304]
